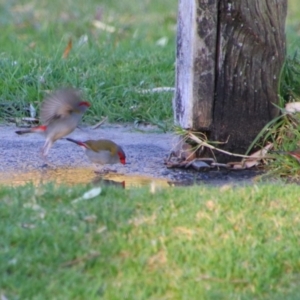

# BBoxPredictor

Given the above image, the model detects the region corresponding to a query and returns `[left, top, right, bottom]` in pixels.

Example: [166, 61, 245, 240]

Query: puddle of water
[102, 173, 172, 188]
[0, 167, 171, 188]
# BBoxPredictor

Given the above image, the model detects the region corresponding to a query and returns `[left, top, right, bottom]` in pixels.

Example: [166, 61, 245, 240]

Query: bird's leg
[42, 139, 53, 157]
[40, 139, 52, 167]
[40, 151, 49, 167]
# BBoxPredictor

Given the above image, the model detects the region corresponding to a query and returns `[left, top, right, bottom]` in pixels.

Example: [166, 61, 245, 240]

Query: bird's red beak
[79, 101, 91, 107]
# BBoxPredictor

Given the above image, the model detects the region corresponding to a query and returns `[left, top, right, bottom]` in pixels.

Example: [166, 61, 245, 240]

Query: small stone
[160, 170, 169, 176]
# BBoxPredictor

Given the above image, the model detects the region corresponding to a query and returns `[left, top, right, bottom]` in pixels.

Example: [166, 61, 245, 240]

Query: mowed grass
[0, 0, 176, 124]
[0, 0, 299, 125]
[286, 0, 300, 53]
[1, 1, 300, 300]
[1, 183, 300, 299]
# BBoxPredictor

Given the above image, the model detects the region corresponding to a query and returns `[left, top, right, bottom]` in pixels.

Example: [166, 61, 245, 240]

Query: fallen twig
[188, 132, 262, 159]
[92, 116, 108, 129]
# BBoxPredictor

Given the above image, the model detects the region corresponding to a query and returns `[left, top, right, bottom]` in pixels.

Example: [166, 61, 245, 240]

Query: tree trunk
[174, 0, 287, 162]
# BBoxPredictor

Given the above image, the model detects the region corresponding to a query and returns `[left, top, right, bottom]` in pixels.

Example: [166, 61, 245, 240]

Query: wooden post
[174, 0, 217, 130]
[174, 0, 287, 161]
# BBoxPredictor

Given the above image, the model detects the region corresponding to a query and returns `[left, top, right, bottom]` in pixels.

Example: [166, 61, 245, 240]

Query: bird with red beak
[15, 88, 90, 157]
[66, 138, 126, 172]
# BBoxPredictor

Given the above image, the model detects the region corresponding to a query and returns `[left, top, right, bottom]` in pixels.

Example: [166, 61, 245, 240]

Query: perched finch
[15, 88, 90, 157]
[66, 138, 126, 171]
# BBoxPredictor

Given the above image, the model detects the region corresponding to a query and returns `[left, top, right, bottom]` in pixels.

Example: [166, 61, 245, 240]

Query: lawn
[0, 0, 176, 125]
[286, 0, 300, 53]
[1, 0, 300, 299]
[0, 0, 299, 124]
[1, 183, 300, 299]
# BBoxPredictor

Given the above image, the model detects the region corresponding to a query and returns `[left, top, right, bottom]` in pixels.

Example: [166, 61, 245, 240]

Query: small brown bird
[66, 138, 126, 169]
[15, 88, 90, 157]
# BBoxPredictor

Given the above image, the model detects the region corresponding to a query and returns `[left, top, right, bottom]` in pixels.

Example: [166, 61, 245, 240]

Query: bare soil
[0, 123, 261, 186]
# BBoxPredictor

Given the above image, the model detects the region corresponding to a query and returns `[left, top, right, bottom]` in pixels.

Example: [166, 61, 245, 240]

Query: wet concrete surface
[0, 123, 262, 187]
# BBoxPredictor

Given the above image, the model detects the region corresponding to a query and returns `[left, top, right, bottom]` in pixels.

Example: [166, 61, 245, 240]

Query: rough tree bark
[174, 0, 287, 162]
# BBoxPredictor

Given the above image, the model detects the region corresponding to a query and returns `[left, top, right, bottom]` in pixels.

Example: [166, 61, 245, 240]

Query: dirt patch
[0, 123, 261, 186]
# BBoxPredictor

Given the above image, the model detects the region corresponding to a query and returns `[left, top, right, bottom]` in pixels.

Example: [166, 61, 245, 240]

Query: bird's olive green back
[84, 139, 118, 155]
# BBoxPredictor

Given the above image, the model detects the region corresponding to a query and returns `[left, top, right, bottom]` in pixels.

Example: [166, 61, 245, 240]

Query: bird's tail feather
[15, 129, 32, 135]
[15, 125, 47, 135]
[66, 138, 88, 148]
[66, 138, 84, 146]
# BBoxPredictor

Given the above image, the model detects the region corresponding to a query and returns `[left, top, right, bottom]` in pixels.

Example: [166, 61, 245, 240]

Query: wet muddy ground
[0, 123, 262, 187]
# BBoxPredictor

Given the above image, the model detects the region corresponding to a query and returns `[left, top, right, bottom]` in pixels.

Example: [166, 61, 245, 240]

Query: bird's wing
[87, 140, 117, 154]
[40, 88, 82, 124]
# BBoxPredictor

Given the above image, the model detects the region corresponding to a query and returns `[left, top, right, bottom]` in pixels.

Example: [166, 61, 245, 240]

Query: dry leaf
[128, 213, 156, 226]
[28, 41, 36, 49]
[93, 20, 116, 33]
[211, 162, 230, 168]
[96, 226, 107, 234]
[72, 187, 102, 204]
[177, 146, 195, 161]
[156, 37, 168, 47]
[83, 214, 97, 222]
[283, 150, 300, 163]
[232, 143, 273, 169]
[173, 226, 194, 240]
[147, 249, 167, 270]
[21, 223, 36, 229]
[219, 184, 232, 192]
[77, 34, 88, 47]
[205, 200, 215, 210]
[62, 38, 72, 59]
[285, 102, 300, 113]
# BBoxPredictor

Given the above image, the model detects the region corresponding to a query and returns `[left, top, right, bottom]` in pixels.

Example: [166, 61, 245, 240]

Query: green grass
[2, 2, 300, 299]
[0, 0, 176, 124]
[0, 0, 299, 127]
[1, 183, 300, 299]
[286, 0, 300, 54]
